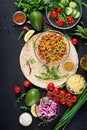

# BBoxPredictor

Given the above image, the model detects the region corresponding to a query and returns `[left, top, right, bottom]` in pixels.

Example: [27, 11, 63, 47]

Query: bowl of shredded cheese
[34, 30, 70, 65]
[66, 74, 86, 94]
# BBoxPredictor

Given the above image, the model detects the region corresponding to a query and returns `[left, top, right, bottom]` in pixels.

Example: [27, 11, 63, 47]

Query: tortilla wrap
[19, 34, 79, 89]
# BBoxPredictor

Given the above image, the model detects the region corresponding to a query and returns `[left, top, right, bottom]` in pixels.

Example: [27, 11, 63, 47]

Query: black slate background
[0, 0, 87, 130]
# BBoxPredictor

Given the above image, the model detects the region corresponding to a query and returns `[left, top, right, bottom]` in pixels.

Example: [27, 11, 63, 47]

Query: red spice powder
[14, 13, 25, 23]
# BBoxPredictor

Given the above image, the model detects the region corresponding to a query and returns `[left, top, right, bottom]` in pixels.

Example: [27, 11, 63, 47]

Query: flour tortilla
[19, 34, 79, 89]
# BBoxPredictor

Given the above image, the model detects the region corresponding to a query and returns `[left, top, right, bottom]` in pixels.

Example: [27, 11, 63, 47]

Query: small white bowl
[13, 11, 26, 25]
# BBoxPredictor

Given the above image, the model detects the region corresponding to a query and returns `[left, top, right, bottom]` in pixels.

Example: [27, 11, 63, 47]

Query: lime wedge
[31, 104, 41, 117]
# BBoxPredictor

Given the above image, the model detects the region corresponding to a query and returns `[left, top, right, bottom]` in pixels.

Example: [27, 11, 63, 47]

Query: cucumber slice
[74, 11, 80, 18]
[71, 9, 77, 16]
[60, 0, 69, 6]
[66, 7, 73, 15]
[69, 2, 77, 8]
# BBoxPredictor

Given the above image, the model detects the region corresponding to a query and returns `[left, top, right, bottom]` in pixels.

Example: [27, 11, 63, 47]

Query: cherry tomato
[47, 83, 55, 91]
[46, 92, 53, 97]
[50, 10, 57, 18]
[54, 95, 60, 102]
[65, 92, 72, 99]
[71, 38, 78, 45]
[14, 86, 21, 94]
[67, 16, 74, 25]
[53, 87, 60, 95]
[72, 96, 78, 102]
[59, 90, 66, 96]
[57, 18, 64, 26]
[60, 98, 66, 105]
[67, 101, 73, 107]
[23, 80, 30, 88]
[55, 8, 62, 14]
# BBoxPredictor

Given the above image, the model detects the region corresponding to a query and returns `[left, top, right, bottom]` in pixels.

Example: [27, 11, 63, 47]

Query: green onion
[53, 86, 87, 130]
[18, 30, 26, 40]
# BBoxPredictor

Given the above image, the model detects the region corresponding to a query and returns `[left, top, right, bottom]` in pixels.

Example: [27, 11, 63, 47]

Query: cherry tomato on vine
[59, 90, 66, 96]
[54, 95, 60, 102]
[46, 92, 53, 97]
[71, 38, 78, 45]
[23, 80, 30, 88]
[50, 10, 57, 18]
[72, 96, 78, 102]
[60, 98, 66, 105]
[67, 16, 74, 25]
[47, 83, 55, 91]
[67, 101, 73, 107]
[53, 87, 60, 95]
[65, 92, 72, 99]
[57, 18, 64, 26]
[14, 86, 21, 94]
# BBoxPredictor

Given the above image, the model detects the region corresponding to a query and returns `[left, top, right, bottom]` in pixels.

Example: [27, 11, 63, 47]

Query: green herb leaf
[48, 49, 56, 58]
[20, 105, 29, 111]
[35, 65, 68, 80]
[81, 2, 87, 8]
[15, 93, 26, 105]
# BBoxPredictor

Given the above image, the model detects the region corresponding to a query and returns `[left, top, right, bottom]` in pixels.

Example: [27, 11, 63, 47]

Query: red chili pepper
[29, 65, 32, 74]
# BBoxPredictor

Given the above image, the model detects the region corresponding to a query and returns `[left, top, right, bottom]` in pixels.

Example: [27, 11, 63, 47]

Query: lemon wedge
[24, 30, 35, 42]
[30, 104, 41, 117]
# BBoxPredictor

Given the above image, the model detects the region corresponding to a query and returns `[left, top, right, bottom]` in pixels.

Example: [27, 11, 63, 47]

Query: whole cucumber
[29, 11, 43, 31]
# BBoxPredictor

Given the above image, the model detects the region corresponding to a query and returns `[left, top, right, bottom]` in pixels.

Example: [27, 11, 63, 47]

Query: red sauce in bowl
[13, 11, 26, 25]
